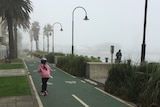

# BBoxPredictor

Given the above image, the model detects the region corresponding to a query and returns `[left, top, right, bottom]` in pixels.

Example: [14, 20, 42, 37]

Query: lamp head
[60, 28, 63, 31]
[84, 16, 89, 20]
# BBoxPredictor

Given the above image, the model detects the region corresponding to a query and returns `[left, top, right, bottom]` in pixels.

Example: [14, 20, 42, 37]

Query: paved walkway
[0, 69, 39, 107]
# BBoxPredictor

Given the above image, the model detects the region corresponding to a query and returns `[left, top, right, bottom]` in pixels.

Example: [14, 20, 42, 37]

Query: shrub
[45, 53, 54, 63]
[138, 69, 160, 107]
[105, 62, 160, 106]
[56, 54, 101, 77]
[105, 63, 138, 101]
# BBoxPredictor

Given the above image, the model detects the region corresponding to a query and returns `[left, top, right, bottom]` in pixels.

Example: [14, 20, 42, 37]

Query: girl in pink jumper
[38, 57, 51, 96]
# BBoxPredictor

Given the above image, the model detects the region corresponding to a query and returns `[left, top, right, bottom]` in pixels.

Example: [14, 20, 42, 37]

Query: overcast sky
[22, 0, 160, 63]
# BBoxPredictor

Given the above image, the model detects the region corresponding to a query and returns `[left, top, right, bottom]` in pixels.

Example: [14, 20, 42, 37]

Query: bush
[105, 63, 138, 101]
[105, 62, 160, 107]
[45, 53, 54, 63]
[138, 71, 160, 107]
[56, 54, 101, 77]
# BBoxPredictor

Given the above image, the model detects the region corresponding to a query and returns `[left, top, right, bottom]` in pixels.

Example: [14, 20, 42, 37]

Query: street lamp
[72, 6, 89, 55]
[141, 0, 148, 63]
[52, 22, 63, 54]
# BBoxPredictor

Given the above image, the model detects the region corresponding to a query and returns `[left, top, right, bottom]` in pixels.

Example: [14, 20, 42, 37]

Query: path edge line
[95, 87, 136, 107]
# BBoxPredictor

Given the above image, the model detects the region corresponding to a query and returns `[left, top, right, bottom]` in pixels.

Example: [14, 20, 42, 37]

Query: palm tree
[31, 21, 40, 51]
[14, 19, 30, 58]
[0, 19, 29, 58]
[0, 0, 33, 59]
[29, 29, 33, 56]
[43, 24, 52, 52]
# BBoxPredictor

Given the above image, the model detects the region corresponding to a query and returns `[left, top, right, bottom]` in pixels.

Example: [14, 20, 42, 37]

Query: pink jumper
[38, 64, 51, 78]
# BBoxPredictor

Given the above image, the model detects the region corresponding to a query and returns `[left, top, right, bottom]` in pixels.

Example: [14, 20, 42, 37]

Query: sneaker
[44, 91, 48, 96]
[40, 92, 45, 96]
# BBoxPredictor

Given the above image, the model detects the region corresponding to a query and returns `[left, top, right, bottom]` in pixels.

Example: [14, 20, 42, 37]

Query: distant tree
[14, 19, 30, 58]
[43, 24, 52, 52]
[31, 21, 40, 51]
[17, 31, 23, 55]
[0, 0, 33, 59]
[29, 29, 33, 56]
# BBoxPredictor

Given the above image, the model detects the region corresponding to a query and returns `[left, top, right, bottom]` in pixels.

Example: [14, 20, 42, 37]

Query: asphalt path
[24, 59, 133, 107]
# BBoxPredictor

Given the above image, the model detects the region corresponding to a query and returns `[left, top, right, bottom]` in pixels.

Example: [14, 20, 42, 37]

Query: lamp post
[52, 22, 63, 54]
[141, 0, 148, 63]
[72, 6, 89, 55]
[43, 34, 45, 52]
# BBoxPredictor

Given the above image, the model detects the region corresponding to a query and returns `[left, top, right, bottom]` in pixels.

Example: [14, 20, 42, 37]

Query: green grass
[0, 59, 31, 97]
[0, 59, 24, 70]
[0, 59, 23, 64]
[0, 63, 24, 70]
[0, 76, 31, 97]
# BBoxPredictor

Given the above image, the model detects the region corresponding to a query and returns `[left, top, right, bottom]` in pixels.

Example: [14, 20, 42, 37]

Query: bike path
[24, 59, 133, 107]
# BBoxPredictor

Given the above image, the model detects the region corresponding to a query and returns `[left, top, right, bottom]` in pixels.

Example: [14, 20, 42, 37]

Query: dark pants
[41, 78, 49, 92]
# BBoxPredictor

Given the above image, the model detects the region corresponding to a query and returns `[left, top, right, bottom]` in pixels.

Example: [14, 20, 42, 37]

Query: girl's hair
[42, 65, 47, 70]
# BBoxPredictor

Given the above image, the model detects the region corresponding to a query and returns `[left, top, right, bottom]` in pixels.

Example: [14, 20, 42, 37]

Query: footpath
[0, 69, 39, 107]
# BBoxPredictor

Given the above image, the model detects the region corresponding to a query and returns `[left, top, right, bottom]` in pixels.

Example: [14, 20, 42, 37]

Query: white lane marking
[65, 81, 76, 84]
[47, 82, 53, 85]
[50, 75, 53, 78]
[40, 82, 53, 85]
[33, 70, 37, 72]
[72, 94, 89, 107]
[29, 64, 34, 66]
[71, 75, 76, 78]
[22, 59, 28, 70]
[84, 79, 97, 85]
[81, 80, 86, 83]
[95, 87, 135, 107]
[55, 67, 76, 78]
[29, 75, 43, 107]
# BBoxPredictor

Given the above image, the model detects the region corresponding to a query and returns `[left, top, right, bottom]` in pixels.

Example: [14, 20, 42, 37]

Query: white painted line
[41, 82, 53, 85]
[50, 75, 53, 78]
[95, 87, 135, 107]
[29, 64, 34, 66]
[33, 70, 37, 72]
[84, 79, 97, 85]
[72, 94, 89, 107]
[29, 75, 43, 107]
[47, 82, 53, 85]
[71, 75, 76, 78]
[55, 67, 76, 78]
[81, 80, 86, 83]
[53, 69, 56, 71]
[65, 81, 76, 84]
[22, 59, 28, 70]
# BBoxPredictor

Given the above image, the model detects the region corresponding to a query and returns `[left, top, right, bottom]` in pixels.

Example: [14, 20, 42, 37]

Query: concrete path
[0, 69, 39, 107]
[0, 69, 26, 77]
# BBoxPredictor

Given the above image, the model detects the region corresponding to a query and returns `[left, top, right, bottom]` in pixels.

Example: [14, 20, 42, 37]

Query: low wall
[86, 62, 111, 84]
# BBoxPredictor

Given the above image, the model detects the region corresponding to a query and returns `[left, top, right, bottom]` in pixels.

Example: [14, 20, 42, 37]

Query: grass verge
[0, 63, 24, 70]
[0, 76, 31, 97]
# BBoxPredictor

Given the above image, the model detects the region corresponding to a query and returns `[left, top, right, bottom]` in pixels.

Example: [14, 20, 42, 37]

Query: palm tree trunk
[31, 41, 32, 57]
[14, 24, 18, 58]
[7, 15, 15, 59]
[36, 40, 39, 51]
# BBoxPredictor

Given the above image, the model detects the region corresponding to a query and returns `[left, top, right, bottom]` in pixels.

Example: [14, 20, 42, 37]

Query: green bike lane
[24, 59, 133, 107]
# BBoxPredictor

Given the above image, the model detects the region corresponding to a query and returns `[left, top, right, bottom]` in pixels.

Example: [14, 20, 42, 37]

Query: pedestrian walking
[116, 49, 122, 63]
[38, 57, 51, 96]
